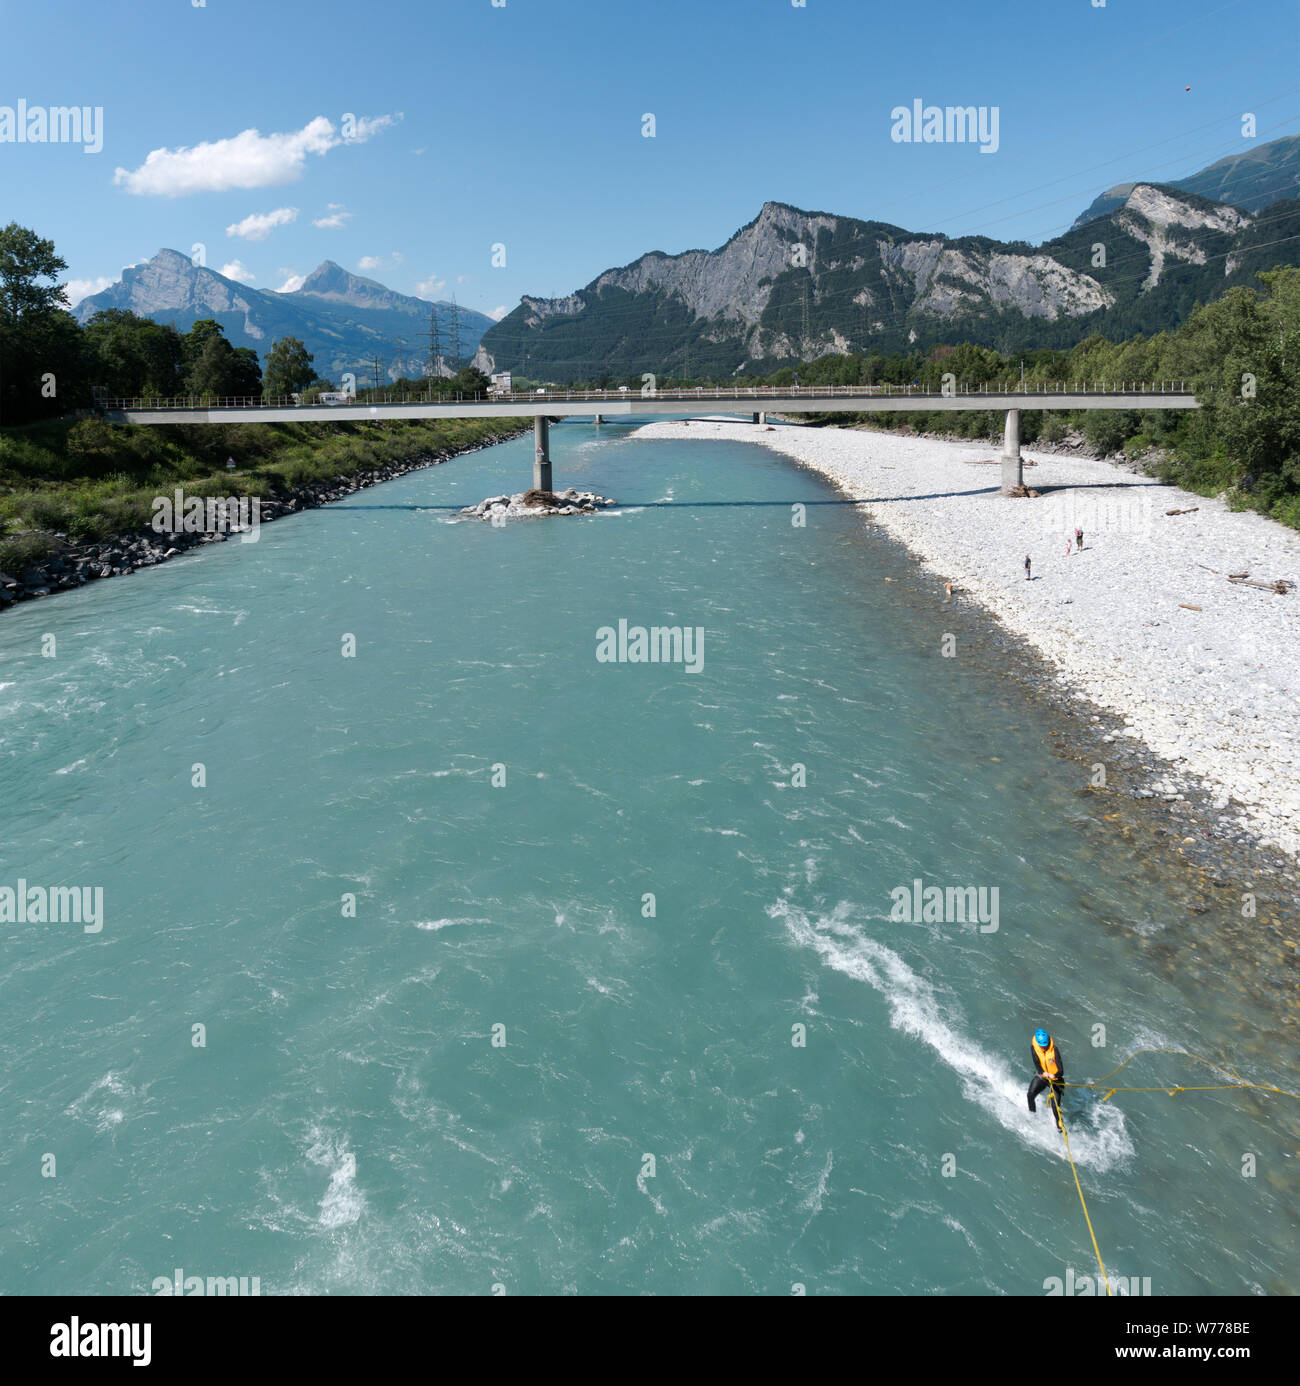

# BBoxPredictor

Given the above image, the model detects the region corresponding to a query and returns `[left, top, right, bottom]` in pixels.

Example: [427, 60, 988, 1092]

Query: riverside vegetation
[0, 416, 527, 600]
[0, 223, 517, 585]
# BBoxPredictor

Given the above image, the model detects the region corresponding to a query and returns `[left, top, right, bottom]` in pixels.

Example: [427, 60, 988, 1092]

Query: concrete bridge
[100, 382, 1202, 494]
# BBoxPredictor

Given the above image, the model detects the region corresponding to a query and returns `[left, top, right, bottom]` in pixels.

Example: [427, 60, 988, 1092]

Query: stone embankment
[0, 430, 525, 611]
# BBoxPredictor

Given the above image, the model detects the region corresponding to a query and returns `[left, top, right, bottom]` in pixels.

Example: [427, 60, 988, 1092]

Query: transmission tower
[448, 295, 463, 374]
[426, 303, 442, 379]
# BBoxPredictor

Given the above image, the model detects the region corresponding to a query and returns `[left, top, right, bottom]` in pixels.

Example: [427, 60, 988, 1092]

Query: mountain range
[73, 254, 494, 385]
[478, 136, 1300, 378]
[1071, 134, 1300, 227]
[75, 136, 1300, 384]
[478, 142, 1300, 380]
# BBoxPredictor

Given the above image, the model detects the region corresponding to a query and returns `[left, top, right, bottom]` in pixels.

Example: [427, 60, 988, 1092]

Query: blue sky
[3, 0, 1297, 316]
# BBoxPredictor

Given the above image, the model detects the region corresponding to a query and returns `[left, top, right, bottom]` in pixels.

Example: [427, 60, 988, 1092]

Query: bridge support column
[533, 415, 551, 492]
[1001, 408, 1022, 492]
[752, 411, 766, 424]
[593, 413, 603, 425]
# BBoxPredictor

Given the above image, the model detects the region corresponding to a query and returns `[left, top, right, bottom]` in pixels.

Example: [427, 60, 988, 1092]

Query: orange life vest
[1033, 1036, 1060, 1078]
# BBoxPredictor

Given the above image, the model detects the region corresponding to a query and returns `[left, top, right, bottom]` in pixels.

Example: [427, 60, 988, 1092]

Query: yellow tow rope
[1043, 1048, 1299, 1298]
[1051, 1091, 1112, 1296]
[1061, 1047, 1300, 1103]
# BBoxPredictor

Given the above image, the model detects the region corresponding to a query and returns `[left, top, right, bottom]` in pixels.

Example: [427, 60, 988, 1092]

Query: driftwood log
[1227, 576, 1294, 594]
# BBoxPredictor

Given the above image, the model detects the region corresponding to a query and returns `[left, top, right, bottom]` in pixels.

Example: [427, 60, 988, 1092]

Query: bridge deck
[103, 386, 1201, 426]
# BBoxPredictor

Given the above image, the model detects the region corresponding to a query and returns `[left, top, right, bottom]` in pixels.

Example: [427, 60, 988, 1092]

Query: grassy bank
[0, 415, 525, 571]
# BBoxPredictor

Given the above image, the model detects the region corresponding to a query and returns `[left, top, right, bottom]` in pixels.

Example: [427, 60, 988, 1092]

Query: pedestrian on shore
[1065, 534, 1072, 556]
[1075, 526, 1084, 551]
[1024, 554, 1032, 580]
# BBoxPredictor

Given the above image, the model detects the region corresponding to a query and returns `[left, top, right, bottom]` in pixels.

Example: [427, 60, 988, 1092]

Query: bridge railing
[100, 381, 1203, 411]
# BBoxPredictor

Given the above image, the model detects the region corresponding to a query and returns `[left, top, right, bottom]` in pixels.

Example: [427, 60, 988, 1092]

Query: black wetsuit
[1028, 1043, 1065, 1130]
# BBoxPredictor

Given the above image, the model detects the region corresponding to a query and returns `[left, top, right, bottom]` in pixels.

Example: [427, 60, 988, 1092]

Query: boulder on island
[460, 487, 617, 521]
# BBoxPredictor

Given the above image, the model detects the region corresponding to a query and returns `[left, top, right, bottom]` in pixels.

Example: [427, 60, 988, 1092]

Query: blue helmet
[1034, 1028, 1050, 1047]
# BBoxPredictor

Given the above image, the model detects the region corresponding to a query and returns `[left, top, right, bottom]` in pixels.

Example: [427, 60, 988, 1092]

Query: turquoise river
[1, 422, 1296, 1295]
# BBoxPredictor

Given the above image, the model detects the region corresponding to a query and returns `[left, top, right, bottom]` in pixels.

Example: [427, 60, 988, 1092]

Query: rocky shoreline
[0, 427, 528, 612]
[634, 417, 1300, 919]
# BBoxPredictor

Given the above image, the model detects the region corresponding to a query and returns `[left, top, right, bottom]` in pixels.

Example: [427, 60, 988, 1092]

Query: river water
[1, 422, 1295, 1295]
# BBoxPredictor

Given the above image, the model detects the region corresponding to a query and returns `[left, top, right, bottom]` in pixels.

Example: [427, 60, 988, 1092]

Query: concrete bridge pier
[1001, 408, 1022, 492]
[534, 415, 552, 492]
[593, 413, 603, 425]
[752, 411, 766, 424]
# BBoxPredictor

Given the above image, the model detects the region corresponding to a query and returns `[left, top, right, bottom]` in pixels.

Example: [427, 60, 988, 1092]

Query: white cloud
[226, 206, 299, 241]
[392, 250, 404, 264]
[276, 272, 306, 293]
[357, 256, 383, 272]
[113, 112, 394, 196]
[415, 275, 446, 299]
[344, 113, 400, 143]
[64, 275, 115, 307]
[313, 202, 351, 229]
[220, 260, 256, 284]
[456, 274, 467, 284]
[487, 304, 509, 321]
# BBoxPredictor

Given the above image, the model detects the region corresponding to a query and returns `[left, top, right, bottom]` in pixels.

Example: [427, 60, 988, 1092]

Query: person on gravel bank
[1024, 554, 1032, 580]
[1075, 526, 1084, 551]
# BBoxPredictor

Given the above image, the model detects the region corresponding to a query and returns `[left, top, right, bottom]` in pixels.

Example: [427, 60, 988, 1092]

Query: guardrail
[99, 381, 1204, 411]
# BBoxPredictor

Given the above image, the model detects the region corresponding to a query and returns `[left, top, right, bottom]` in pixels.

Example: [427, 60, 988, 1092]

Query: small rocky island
[460, 487, 617, 520]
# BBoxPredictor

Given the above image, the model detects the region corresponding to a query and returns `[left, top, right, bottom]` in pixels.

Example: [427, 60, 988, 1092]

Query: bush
[1268, 493, 1300, 530]
[1083, 410, 1138, 456]
[0, 530, 56, 573]
[22, 492, 75, 531]
[1038, 415, 1068, 445]
[0, 432, 69, 480]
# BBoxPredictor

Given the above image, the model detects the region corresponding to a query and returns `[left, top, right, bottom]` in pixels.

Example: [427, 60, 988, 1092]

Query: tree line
[757, 270, 1300, 528]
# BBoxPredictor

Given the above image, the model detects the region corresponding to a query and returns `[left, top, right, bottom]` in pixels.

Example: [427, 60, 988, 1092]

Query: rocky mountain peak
[150, 247, 199, 274]
[293, 260, 393, 307]
[1121, 184, 1250, 234]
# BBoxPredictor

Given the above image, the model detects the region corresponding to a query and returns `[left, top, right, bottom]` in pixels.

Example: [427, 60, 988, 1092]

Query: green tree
[0, 222, 68, 320]
[263, 336, 315, 399]
[181, 321, 262, 398]
[83, 308, 182, 398]
[230, 346, 263, 397]
[0, 222, 87, 422]
[451, 365, 492, 397]
[1191, 270, 1300, 509]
